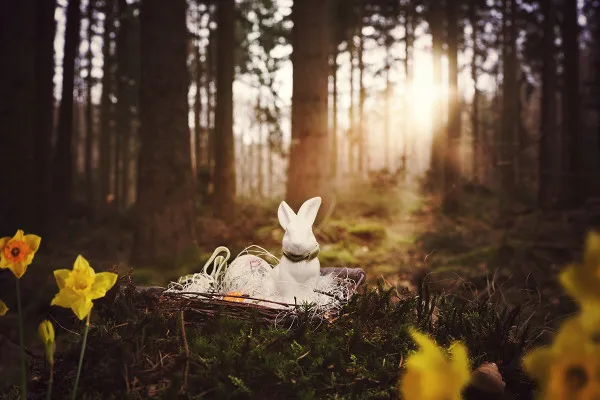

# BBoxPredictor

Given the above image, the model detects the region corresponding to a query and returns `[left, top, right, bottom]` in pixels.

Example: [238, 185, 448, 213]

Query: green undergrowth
[8, 279, 539, 400]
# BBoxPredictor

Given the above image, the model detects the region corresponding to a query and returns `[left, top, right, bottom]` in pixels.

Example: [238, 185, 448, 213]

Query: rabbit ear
[298, 197, 321, 226]
[278, 201, 296, 230]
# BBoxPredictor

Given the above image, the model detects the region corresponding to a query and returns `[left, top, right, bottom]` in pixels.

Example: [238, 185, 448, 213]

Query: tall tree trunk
[286, 0, 330, 210]
[85, 1, 95, 217]
[402, 8, 413, 179]
[268, 135, 274, 197]
[34, 0, 57, 233]
[443, 0, 461, 212]
[470, 0, 480, 183]
[384, 34, 391, 171]
[358, 13, 366, 177]
[115, 0, 131, 210]
[500, 0, 517, 192]
[330, 46, 339, 178]
[429, 2, 444, 190]
[99, 0, 115, 213]
[133, 0, 197, 264]
[347, 33, 356, 175]
[52, 0, 82, 215]
[194, 6, 203, 174]
[213, 0, 236, 219]
[538, 0, 557, 207]
[206, 23, 216, 192]
[257, 97, 264, 198]
[0, 0, 37, 232]
[560, 0, 583, 206]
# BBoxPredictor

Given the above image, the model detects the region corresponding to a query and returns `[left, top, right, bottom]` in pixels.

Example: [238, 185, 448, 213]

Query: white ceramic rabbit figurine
[269, 197, 322, 304]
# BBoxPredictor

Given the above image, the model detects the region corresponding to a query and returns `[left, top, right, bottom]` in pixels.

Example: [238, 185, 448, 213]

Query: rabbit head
[278, 197, 321, 257]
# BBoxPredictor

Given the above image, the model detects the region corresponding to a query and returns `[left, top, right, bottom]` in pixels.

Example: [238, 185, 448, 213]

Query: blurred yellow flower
[50, 255, 118, 320]
[560, 231, 600, 328]
[38, 320, 55, 365]
[223, 291, 245, 303]
[0, 229, 41, 278]
[0, 299, 8, 316]
[400, 328, 471, 400]
[523, 316, 600, 399]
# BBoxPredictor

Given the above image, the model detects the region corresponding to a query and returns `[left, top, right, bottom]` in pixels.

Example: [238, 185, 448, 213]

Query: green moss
[320, 245, 358, 267]
[348, 222, 387, 243]
[13, 280, 538, 399]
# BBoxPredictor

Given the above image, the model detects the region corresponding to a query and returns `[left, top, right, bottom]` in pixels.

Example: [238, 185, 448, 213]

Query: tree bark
[384, 34, 391, 171]
[212, 0, 236, 219]
[85, 1, 95, 217]
[99, 0, 115, 213]
[0, 0, 38, 232]
[52, 0, 82, 216]
[402, 8, 413, 179]
[132, 0, 197, 264]
[348, 32, 356, 175]
[330, 46, 339, 179]
[429, 1, 444, 190]
[358, 11, 366, 177]
[34, 0, 57, 233]
[442, 0, 461, 213]
[286, 0, 331, 210]
[560, 0, 583, 206]
[115, 0, 131, 210]
[470, 0, 480, 183]
[194, 5, 204, 173]
[500, 0, 517, 192]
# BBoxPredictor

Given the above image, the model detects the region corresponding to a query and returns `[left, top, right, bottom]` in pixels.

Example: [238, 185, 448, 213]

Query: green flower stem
[72, 312, 91, 400]
[46, 363, 54, 400]
[16, 278, 27, 399]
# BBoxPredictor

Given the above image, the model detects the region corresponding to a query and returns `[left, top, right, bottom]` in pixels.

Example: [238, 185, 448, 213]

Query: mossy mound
[8, 280, 539, 400]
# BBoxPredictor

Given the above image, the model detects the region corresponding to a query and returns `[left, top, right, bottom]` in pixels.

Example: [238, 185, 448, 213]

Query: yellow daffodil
[0, 229, 41, 278]
[38, 320, 55, 365]
[400, 328, 471, 400]
[50, 255, 118, 320]
[523, 316, 600, 399]
[0, 299, 8, 316]
[560, 231, 600, 328]
[223, 291, 245, 303]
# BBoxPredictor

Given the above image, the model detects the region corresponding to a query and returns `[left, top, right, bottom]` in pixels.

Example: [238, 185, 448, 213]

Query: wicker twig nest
[125, 267, 366, 326]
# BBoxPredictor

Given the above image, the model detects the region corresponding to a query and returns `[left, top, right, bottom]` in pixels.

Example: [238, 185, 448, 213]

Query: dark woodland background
[1, 0, 600, 295]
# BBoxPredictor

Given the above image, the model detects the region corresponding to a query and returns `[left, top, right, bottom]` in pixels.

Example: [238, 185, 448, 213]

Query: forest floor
[1, 178, 598, 398]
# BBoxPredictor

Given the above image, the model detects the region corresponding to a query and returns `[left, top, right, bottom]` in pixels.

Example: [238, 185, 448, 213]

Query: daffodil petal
[584, 231, 600, 271]
[13, 230, 24, 241]
[24, 234, 41, 253]
[0, 237, 9, 250]
[71, 296, 93, 320]
[51, 288, 80, 309]
[10, 262, 27, 279]
[73, 255, 94, 275]
[522, 346, 553, 382]
[89, 272, 118, 300]
[0, 256, 9, 268]
[53, 269, 71, 289]
[408, 329, 445, 363]
[448, 342, 471, 383]
[0, 299, 8, 316]
[400, 369, 422, 400]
